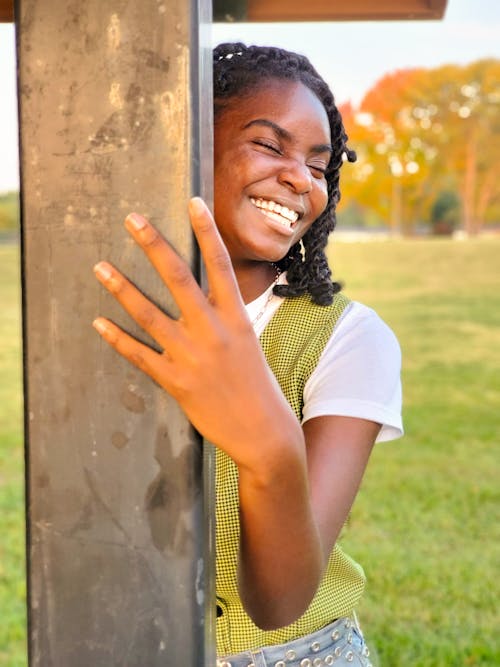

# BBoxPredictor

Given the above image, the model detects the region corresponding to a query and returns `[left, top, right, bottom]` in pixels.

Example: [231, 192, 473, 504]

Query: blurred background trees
[338, 58, 500, 236]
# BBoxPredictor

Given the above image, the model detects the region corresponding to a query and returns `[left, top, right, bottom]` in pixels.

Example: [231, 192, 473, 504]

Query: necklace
[251, 265, 281, 327]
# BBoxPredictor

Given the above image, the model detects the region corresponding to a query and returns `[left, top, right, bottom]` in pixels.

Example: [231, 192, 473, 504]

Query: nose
[278, 160, 312, 194]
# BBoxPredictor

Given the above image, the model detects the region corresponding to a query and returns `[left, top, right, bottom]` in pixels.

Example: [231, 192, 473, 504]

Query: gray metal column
[17, 1, 214, 665]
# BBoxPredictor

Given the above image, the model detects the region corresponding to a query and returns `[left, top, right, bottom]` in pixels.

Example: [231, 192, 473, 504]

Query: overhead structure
[1, 0, 448, 23]
[213, 0, 447, 21]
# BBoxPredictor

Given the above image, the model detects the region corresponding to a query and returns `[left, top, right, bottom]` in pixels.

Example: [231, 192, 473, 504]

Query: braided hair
[213, 42, 356, 306]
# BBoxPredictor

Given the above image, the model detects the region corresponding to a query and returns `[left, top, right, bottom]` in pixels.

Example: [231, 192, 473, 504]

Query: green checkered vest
[216, 292, 366, 655]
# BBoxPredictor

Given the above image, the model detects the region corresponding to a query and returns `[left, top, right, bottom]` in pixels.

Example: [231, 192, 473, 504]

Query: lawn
[1, 237, 499, 666]
[329, 237, 500, 667]
[0, 244, 26, 667]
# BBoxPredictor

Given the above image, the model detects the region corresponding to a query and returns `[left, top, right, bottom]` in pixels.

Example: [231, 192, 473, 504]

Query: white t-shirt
[245, 274, 403, 443]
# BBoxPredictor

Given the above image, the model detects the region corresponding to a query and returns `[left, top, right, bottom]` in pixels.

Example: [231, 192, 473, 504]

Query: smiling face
[214, 79, 331, 275]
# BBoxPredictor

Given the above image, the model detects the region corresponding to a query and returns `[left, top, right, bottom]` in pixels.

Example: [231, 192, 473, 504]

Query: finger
[188, 197, 243, 309]
[94, 261, 176, 347]
[124, 212, 208, 322]
[92, 317, 169, 383]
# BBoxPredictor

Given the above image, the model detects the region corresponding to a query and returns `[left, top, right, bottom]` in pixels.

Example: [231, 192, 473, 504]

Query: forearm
[236, 428, 326, 630]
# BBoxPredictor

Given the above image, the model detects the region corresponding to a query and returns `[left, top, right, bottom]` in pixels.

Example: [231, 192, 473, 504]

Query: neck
[233, 261, 279, 304]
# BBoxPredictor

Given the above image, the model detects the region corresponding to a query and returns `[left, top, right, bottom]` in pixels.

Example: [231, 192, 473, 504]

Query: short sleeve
[302, 302, 403, 443]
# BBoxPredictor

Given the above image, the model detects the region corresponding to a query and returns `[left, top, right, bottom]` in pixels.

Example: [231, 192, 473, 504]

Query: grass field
[1, 238, 499, 666]
[0, 244, 25, 667]
[330, 237, 500, 666]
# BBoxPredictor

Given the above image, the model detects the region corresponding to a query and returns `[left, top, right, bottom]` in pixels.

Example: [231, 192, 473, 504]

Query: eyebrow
[242, 118, 333, 155]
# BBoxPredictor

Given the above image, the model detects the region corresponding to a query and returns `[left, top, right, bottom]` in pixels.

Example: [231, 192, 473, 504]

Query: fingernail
[94, 262, 112, 280]
[93, 318, 108, 334]
[189, 197, 207, 216]
[125, 213, 147, 231]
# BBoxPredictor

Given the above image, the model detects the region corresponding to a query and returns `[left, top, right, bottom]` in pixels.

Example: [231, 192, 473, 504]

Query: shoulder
[333, 301, 401, 359]
[303, 300, 403, 443]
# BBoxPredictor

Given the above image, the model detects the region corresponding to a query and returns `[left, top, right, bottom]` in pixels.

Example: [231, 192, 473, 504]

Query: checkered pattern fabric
[216, 292, 366, 655]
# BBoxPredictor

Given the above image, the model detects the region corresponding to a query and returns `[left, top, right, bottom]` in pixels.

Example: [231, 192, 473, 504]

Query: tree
[340, 60, 500, 235]
[430, 190, 461, 235]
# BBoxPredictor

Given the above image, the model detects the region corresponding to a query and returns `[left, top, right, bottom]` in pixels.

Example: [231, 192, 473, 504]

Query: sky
[1, 0, 499, 193]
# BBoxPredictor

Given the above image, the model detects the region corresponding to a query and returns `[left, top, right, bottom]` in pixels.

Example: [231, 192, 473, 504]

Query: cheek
[214, 147, 250, 191]
[214, 162, 236, 206]
[313, 182, 329, 217]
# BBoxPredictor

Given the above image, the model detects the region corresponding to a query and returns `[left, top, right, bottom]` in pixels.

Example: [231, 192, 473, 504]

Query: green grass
[0, 245, 26, 667]
[329, 237, 500, 666]
[1, 238, 499, 665]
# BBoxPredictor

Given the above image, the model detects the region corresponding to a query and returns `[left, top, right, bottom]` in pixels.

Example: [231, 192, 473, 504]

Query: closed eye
[252, 140, 282, 155]
[308, 163, 327, 176]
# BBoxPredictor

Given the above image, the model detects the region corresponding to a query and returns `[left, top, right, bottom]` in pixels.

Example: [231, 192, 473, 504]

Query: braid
[213, 43, 356, 305]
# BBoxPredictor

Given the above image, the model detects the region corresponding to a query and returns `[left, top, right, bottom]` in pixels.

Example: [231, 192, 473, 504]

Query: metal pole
[17, 1, 214, 664]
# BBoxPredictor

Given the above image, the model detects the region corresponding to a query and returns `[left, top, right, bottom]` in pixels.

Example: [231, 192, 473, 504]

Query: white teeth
[250, 197, 299, 225]
[264, 210, 294, 227]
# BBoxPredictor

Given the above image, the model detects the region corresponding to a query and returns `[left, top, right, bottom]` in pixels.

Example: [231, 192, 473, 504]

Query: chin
[251, 241, 295, 263]
[256, 251, 290, 265]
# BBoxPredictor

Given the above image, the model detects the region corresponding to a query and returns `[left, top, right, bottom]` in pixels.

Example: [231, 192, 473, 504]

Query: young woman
[93, 43, 402, 666]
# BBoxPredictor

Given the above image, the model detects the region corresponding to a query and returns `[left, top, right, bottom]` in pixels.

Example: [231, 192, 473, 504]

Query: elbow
[236, 535, 327, 630]
[240, 588, 317, 631]
[250, 609, 308, 632]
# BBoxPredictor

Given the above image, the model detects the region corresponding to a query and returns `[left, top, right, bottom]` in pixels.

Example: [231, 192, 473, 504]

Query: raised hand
[93, 198, 301, 473]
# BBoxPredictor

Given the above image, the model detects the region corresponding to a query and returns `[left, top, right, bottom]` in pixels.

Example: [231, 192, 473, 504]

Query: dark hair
[213, 42, 356, 305]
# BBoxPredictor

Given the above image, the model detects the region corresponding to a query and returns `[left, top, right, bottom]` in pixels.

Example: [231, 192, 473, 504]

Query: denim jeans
[216, 615, 373, 667]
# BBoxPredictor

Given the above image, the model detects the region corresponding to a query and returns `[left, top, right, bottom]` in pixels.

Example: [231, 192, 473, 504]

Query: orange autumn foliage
[339, 60, 500, 235]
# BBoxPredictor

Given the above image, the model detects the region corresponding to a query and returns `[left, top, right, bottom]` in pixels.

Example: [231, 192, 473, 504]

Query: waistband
[217, 614, 371, 667]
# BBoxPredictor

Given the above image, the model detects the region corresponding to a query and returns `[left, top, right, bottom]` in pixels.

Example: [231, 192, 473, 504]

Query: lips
[249, 197, 301, 229]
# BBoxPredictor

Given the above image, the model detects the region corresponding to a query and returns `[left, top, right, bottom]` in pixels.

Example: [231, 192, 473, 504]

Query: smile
[250, 197, 300, 229]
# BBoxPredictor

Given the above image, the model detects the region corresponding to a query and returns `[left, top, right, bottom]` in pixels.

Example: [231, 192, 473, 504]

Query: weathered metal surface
[17, 1, 214, 665]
